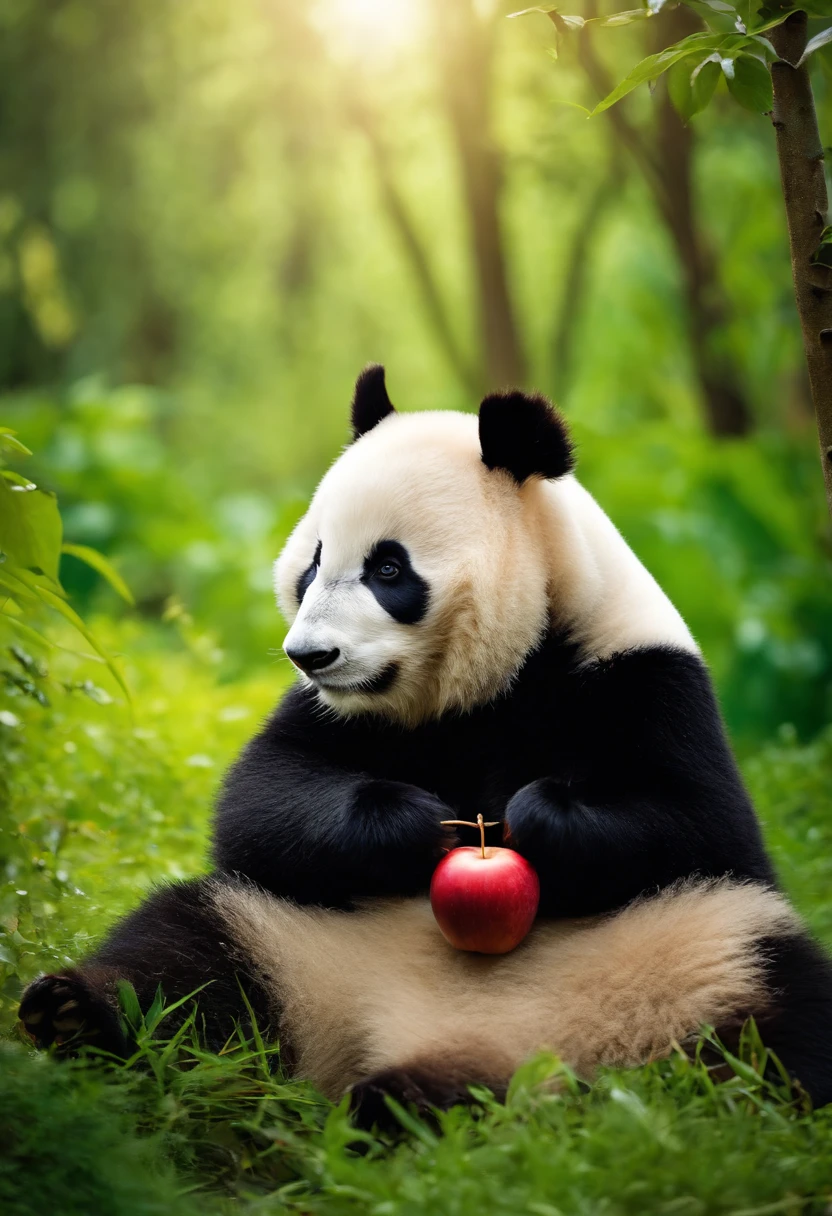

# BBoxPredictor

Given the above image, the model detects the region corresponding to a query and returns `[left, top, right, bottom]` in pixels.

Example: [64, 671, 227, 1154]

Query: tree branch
[551, 150, 623, 397]
[770, 11, 832, 516]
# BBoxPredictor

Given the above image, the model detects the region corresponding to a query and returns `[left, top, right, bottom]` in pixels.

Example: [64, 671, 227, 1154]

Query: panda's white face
[275, 410, 552, 724]
[275, 369, 697, 724]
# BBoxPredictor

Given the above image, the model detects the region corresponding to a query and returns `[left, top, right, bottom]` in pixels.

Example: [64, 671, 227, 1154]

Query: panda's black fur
[213, 637, 773, 915]
[19, 369, 832, 1121]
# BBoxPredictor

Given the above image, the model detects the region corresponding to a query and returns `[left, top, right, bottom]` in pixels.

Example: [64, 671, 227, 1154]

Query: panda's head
[276, 365, 576, 724]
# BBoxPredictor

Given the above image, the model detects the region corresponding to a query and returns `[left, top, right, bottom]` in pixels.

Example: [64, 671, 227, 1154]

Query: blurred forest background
[1, 0, 831, 739]
[3, 0, 832, 746]
[4, 3, 832, 1208]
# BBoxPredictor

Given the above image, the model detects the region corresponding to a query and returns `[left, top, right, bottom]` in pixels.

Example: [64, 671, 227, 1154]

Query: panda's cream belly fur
[213, 879, 796, 1100]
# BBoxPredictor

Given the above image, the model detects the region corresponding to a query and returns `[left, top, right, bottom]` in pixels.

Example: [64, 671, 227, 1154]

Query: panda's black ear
[479, 391, 574, 484]
[351, 364, 396, 439]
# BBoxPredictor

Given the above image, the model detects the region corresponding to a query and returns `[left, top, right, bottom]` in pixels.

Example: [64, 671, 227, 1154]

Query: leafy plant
[515, 1, 831, 115]
[517, 0, 832, 515]
[0, 425, 131, 700]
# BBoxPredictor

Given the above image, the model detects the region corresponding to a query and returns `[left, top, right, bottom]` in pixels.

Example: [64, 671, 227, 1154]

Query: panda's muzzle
[285, 646, 341, 674]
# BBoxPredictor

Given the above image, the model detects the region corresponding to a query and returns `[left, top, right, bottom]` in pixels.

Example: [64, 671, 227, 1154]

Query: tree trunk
[654, 64, 752, 437]
[577, 2, 752, 436]
[431, 0, 527, 389]
[770, 11, 832, 517]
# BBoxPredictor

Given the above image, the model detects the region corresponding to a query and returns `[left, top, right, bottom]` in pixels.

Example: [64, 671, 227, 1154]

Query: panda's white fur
[276, 410, 695, 725]
[213, 878, 796, 1100]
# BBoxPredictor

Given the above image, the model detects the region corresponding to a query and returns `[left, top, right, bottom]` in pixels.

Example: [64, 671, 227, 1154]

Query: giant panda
[19, 367, 832, 1123]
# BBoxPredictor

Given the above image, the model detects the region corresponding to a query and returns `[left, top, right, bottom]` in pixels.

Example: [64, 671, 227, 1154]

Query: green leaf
[510, 3, 651, 26]
[747, 34, 778, 61]
[667, 58, 698, 121]
[597, 9, 653, 26]
[667, 52, 723, 121]
[590, 33, 742, 115]
[117, 979, 143, 1030]
[0, 429, 32, 458]
[0, 607, 104, 663]
[756, 1, 832, 22]
[726, 52, 773, 111]
[1, 470, 37, 489]
[507, 5, 584, 26]
[382, 1096, 440, 1145]
[61, 543, 135, 605]
[799, 25, 832, 66]
[692, 56, 723, 112]
[721, 1046, 765, 1086]
[0, 613, 55, 652]
[0, 478, 62, 582]
[547, 10, 585, 32]
[0, 566, 39, 604]
[142, 984, 167, 1036]
[506, 1051, 569, 1105]
[682, 0, 745, 34]
[26, 578, 131, 703]
[811, 225, 832, 267]
[507, 4, 559, 15]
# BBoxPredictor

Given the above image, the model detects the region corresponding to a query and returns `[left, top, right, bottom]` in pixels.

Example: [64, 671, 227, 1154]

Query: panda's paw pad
[18, 973, 110, 1052]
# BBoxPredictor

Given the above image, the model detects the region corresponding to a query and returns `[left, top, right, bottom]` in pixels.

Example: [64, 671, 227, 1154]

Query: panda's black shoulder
[574, 643, 748, 795]
[509, 632, 739, 775]
[576, 643, 717, 723]
[578, 644, 722, 731]
[256, 679, 407, 767]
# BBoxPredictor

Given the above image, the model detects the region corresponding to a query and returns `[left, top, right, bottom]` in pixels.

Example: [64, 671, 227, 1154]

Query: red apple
[431, 814, 540, 954]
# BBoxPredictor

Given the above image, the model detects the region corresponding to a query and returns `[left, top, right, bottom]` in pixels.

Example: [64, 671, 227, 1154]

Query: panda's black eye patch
[296, 540, 322, 605]
[362, 540, 428, 625]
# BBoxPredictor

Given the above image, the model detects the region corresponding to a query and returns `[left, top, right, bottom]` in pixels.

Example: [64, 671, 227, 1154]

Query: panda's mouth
[313, 662, 399, 696]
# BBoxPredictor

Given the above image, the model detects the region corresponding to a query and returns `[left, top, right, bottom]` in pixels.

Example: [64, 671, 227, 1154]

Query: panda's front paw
[352, 780, 456, 854]
[18, 971, 128, 1057]
[505, 778, 576, 858]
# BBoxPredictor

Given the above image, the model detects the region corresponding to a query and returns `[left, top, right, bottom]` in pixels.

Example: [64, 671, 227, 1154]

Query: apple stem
[441, 814, 501, 860]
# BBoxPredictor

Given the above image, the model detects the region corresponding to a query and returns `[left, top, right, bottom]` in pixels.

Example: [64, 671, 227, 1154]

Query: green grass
[3, 620, 832, 1214]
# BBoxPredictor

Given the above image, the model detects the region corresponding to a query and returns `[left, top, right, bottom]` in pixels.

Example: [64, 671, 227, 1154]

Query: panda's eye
[376, 561, 400, 580]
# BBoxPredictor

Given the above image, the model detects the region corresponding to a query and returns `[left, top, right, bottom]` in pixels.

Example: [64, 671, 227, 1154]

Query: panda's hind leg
[19, 877, 274, 1057]
[349, 1047, 513, 1132]
[744, 930, 832, 1109]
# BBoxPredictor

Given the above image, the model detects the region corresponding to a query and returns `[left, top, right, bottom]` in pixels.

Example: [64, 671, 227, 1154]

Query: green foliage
[3, 391, 831, 741]
[522, 1, 831, 126]
[0, 422, 130, 699]
[3, 1006, 832, 1214]
[589, 30, 778, 116]
[1, 386, 305, 678]
[0, 619, 288, 1018]
[0, 1045, 201, 1216]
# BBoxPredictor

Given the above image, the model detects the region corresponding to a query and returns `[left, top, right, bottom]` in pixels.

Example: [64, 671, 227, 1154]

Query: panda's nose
[286, 646, 341, 674]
